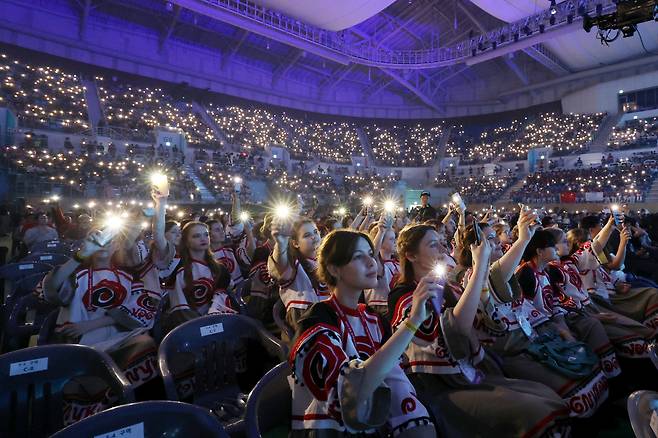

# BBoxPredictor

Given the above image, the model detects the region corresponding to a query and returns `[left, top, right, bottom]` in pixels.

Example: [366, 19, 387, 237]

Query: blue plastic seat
[36, 309, 58, 345]
[3, 294, 57, 351]
[158, 314, 286, 429]
[245, 362, 292, 438]
[0, 344, 134, 437]
[22, 252, 69, 266]
[50, 400, 230, 438]
[29, 240, 71, 255]
[627, 390, 658, 438]
[0, 262, 53, 282]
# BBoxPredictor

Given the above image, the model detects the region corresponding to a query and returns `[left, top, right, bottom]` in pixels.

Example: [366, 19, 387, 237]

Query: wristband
[404, 320, 419, 334]
[73, 251, 88, 263]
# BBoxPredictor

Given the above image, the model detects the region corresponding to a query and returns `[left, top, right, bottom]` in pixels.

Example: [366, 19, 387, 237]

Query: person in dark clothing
[412, 191, 437, 222]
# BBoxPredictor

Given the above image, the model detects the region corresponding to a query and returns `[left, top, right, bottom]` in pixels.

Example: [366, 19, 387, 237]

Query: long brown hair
[396, 224, 434, 285]
[289, 217, 323, 290]
[179, 221, 229, 309]
[566, 228, 589, 255]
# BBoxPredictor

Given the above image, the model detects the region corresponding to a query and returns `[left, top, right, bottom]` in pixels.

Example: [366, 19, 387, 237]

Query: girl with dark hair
[389, 223, 568, 437]
[158, 220, 182, 281]
[517, 229, 620, 383]
[164, 221, 234, 332]
[244, 213, 279, 323]
[207, 218, 247, 288]
[567, 221, 658, 331]
[268, 216, 329, 330]
[545, 227, 657, 364]
[363, 214, 399, 314]
[290, 229, 435, 437]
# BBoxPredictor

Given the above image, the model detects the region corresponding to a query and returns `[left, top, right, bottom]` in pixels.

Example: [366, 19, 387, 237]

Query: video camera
[584, 0, 658, 38]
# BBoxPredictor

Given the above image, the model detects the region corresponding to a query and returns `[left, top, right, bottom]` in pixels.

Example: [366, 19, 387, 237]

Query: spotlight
[550, 0, 557, 15]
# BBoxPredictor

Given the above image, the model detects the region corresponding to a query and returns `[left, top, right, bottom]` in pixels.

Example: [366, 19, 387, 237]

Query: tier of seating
[362, 122, 445, 166]
[510, 157, 658, 204]
[608, 117, 658, 151]
[1, 145, 194, 201]
[0, 53, 89, 132]
[97, 78, 216, 146]
[446, 113, 605, 163]
[434, 172, 518, 204]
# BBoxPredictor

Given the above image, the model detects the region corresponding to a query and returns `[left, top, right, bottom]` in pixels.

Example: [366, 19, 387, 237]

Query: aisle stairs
[81, 76, 103, 129]
[192, 101, 229, 146]
[590, 112, 623, 153]
[183, 164, 217, 203]
[356, 127, 376, 164]
[495, 178, 526, 204]
[646, 178, 658, 203]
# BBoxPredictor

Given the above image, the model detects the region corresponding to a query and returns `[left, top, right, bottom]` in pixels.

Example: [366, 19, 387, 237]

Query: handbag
[527, 331, 599, 379]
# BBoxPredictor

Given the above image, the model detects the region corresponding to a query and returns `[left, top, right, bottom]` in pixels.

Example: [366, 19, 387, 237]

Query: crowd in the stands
[608, 117, 658, 151]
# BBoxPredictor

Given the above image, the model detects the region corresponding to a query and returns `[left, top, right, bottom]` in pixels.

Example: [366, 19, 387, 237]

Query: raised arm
[359, 274, 435, 397]
[606, 224, 630, 271]
[152, 189, 168, 254]
[496, 210, 538, 281]
[268, 218, 293, 280]
[453, 239, 492, 334]
[592, 214, 616, 254]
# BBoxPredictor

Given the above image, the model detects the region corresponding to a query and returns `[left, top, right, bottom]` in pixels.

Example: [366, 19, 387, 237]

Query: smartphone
[90, 226, 122, 247]
[429, 283, 445, 316]
[473, 221, 482, 245]
[452, 193, 466, 211]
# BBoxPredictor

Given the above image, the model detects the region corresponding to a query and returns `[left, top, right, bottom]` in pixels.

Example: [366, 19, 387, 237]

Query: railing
[188, 0, 617, 69]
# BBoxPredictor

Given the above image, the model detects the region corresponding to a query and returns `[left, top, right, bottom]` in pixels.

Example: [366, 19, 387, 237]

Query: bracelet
[72, 251, 88, 263]
[404, 320, 419, 334]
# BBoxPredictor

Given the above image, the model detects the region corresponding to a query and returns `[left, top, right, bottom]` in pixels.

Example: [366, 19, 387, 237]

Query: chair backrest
[4, 294, 57, 350]
[29, 240, 71, 255]
[245, 362, 292, 438]
[628, 390, 658, 438]
[37, 310, 58, 346]
[648, 343, 658, 371]
[0, 344, 134, 437]
[22, 253, 69, 266]
[0, 262, 52, 282]
[50, 401, 230, 438]
[158, 314, 285, 403]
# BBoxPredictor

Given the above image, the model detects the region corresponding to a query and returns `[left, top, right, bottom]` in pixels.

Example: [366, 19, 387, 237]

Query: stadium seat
[245, 362, 291, 438]
[36, 309, 58, 345]
[3, 294, 57, 351]
[0, 262, 52, 282]
[50, 401, 230, 438]
[0, 344, 134, 437]
[627, 390, 658, 438]
[158, 314, 286, 430]
[22, 253, 69, 266]
[29, 240, 71, 256]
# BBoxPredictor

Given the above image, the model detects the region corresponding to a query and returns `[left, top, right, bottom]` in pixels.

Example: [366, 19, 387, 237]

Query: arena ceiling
[7, 0, 658, 114]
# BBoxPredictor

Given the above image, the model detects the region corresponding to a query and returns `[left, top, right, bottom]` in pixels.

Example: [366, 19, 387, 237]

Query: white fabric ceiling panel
[254, 0, 397, 31]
